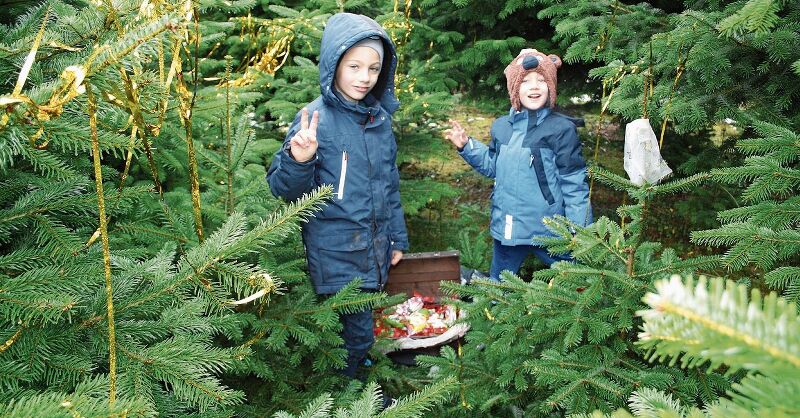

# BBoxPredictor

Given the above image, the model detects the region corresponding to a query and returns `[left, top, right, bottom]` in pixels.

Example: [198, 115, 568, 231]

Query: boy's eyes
[522, 77, 546, 84]
[347, 64, 381, 73]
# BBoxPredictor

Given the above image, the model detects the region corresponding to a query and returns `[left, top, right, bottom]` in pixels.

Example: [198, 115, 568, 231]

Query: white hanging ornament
[623, 119, 672, 186]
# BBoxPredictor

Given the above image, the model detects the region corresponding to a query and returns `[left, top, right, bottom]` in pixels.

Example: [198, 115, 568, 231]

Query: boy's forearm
[390, 216, 409, 251]
[266, 147, 316, 201]
[560, 168, 592, 227]
[459, 137, 496, 178]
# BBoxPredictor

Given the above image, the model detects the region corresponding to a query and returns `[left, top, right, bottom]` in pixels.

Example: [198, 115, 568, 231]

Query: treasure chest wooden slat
[386, 250, 460, 299]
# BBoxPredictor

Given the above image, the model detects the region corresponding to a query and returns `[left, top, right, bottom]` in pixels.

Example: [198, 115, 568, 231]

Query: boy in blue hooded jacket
[266, 13, 408, 380]
[446, 49, 592, 281]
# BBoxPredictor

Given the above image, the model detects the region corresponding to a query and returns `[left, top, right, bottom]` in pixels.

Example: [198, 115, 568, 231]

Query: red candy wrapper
[374, 292, 462, 339]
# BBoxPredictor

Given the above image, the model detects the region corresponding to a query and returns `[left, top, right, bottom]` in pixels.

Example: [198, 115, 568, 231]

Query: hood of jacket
[319, 13, 400, 115]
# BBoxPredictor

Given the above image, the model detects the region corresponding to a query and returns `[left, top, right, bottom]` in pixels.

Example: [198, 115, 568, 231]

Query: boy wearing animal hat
[446, 49, 592, 280]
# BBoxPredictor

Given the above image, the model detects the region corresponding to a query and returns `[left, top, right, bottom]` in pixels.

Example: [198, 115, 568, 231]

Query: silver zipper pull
[529, 154, 534, 167]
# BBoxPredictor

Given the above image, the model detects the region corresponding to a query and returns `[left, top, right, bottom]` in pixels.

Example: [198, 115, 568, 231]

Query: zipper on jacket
[363, 110, 374, 127]
[529, 154, 534, 167]
[337, 151, 348, 200]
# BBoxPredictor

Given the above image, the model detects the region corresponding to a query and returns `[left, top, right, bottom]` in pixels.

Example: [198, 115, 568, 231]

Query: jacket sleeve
[553, 124, 592, 227]
[458, 124, 498, 178]
[388, 144, 409, 251]
[266, 112, 317, 202]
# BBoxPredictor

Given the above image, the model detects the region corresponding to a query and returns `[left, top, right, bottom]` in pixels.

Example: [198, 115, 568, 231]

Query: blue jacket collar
[332, 89, 384, 126]
[509, 107, 551, 126]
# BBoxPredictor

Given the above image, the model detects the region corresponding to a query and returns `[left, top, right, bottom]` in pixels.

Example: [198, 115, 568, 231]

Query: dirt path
[397, 104, 495, 178]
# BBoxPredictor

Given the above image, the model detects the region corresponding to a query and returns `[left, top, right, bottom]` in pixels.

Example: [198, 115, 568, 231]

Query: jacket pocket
[531, 148, 556, 206]
[318, 228, 370, 285]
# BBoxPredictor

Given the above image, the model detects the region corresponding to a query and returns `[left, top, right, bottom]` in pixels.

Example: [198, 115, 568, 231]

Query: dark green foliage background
[1, 0, 798, 417]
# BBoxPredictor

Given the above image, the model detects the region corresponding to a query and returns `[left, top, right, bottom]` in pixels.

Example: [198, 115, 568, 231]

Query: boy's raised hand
[445, 119, 469, 150]
[289, 108, 319, 162]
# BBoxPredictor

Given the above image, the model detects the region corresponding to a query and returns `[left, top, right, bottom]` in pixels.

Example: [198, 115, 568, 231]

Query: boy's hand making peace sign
[289, 108, 319, 162]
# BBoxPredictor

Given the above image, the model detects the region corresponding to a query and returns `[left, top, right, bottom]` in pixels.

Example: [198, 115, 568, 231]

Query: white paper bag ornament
[624, 118, 672, 186]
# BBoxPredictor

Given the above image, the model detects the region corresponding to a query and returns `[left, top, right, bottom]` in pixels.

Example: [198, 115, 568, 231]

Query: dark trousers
[339, 307, 375, 379]
[489, 238, 571, 281]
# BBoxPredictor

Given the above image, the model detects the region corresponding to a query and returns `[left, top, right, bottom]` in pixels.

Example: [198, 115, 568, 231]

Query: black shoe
[379, 385, 396, 411]
[381, 393, 396, 411]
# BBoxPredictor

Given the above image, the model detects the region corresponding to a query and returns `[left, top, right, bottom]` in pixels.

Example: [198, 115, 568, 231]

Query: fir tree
[416, 167, 728, 416]
[415, 0, 558, 96]
[0, 1, 317, 413]
[533, 0, 800, 132]
[0, 1, 449, 416]
[574, 275, 800, 418]
[273, 377, 456, 418]
[691, 122, 800, 305]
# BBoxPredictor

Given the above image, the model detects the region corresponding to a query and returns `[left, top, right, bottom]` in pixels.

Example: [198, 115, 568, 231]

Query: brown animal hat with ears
[504, 49, 562, 111]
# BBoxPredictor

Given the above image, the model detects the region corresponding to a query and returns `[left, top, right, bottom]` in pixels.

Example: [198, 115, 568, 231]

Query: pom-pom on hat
[504, 49, 562, 111]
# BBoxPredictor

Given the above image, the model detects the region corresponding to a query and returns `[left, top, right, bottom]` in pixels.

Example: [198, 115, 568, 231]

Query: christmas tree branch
[638, 275, 800, 375]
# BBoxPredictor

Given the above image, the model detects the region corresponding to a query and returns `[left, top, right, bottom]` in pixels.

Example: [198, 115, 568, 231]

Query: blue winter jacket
[267, 13, 408, 294]
[460, 107, 592, 246]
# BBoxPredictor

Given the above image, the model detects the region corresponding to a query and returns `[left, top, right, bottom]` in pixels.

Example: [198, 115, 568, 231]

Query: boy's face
[335, 46, 381, 103]
[518, 72, 549, 110]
